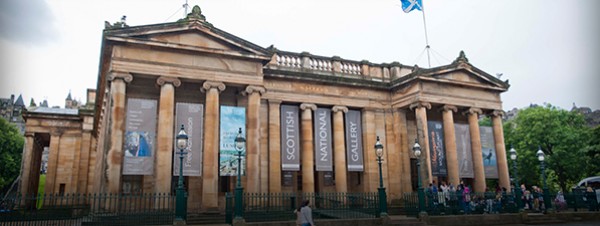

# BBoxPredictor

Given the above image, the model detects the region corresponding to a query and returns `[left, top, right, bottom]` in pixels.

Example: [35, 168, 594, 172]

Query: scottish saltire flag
[401, 0, 423, 13]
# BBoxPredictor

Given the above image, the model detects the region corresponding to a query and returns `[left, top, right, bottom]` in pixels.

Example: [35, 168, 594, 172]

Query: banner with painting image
[219, 106, 246, 176]
[345, 110, 364, 172]
[281, 105, 300, 171]
[480, 126, 499, 178]
[123, 98, 157, 175]
[314, 108, 333, 171]
[455, 124, 474, 178]
[427, 121, 447, 176]
[173, 103, 203, 176]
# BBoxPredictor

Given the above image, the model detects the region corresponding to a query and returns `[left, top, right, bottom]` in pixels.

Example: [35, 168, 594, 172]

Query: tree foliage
[503, 104, 591, 192]
[0, 117, 24, 190]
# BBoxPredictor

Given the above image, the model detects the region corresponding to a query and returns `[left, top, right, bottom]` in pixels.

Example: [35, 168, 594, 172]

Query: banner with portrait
[173, 103, 203, 176]
[480, 126, 499, 178]
[427, 121, 447, 176]
[314, 108, 333, 171]
[219, 106, 246, 176]
[281, 105, 300, 171]
[123, 98, 157, 175]
[345, 110, 364, 172]
[455, 124, 474, 178]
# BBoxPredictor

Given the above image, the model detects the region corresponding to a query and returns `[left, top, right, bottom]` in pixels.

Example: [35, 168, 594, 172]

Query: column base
[232, 217, 246, 226]
[173, 219, 186, 226]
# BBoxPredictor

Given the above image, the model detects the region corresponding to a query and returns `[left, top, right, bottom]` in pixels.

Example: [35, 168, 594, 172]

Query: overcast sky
[1, 0, 599, 111]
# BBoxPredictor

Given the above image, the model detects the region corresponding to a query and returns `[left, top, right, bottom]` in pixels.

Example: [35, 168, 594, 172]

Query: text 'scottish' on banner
[280, 105, 300, 171]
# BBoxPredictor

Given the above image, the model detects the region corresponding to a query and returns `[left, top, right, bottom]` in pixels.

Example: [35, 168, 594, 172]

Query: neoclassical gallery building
[19, 6, 511, 211]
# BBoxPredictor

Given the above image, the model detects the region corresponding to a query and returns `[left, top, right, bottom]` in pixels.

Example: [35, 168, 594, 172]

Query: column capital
[464, 107, 483, 116]
[268, 99, 282, 105]
[409, 101, 431, 110]
[156, 76, 181, 87]
[50, 129, 63, 137]
[440, 105, 458, 113]
[24, 132, 35, 137]
[200, 81, 226, 93]
[332, 105, 348, 113]
[300, 103, 317, 111]
[108, 71, 133, 83]
[491, 110, 505, 117]
[242, 85, 266, 96]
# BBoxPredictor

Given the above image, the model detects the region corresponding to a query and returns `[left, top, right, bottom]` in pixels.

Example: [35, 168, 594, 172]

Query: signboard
[455, 124, 474, 178]
[123, 98, 157, 175]
[173, 103, 203, 176]
[428, 121, 447, 176]
[345, 110, 364, 172]
[219, 106, 246, 176]
[314, 108, 333, 171]
[281, 105, 300, 171]
[282, 171, 294, 186]
[480, 126, 498, 178]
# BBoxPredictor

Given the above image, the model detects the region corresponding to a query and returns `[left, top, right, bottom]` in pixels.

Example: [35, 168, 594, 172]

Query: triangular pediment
[103, 19, 270, 61]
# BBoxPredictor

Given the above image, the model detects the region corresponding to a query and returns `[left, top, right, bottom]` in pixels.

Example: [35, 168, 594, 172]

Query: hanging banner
[345, 110, 364, 172]
[428, 121, 447, 176]
[219, 106, 246, 176]
[314, 108, 333, 171]
[281, 105, 300, 171]
[455, 124, 474, 178]
[173, 103, 203, 176]
[480, 126, 498, 178]
[123, 98, 157, 175]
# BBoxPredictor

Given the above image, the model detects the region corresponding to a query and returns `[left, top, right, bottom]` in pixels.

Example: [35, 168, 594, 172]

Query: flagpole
[420, 2, 431, 68]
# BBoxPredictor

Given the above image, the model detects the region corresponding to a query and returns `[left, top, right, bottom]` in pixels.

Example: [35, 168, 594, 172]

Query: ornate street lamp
[234, 128, 246, 219]
[536, 146, 553, 213]
[375, 136, 388, 217]
[509, 145, 523, 211]
[412, 139, 426, 216]
[175, 125, 189, 222]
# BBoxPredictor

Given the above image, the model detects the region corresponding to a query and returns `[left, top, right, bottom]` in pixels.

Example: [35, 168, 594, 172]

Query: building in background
[0, 94, 26, 133]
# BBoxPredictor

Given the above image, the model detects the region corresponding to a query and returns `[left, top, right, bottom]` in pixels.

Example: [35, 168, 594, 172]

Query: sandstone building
[19, 6, 511, 211]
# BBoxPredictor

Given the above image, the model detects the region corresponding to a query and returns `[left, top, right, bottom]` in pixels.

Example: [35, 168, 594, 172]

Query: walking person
[299, 200, 315, 226]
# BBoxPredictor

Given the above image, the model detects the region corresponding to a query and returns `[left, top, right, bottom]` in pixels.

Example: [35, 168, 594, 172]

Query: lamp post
[375, 136, 388, 217]
[175, 125, 188, 222]
[509, 146, 523, 211]
[412, 139, 426, 215]
[536, 146, 553, 213]
[234, 128, 246, 219]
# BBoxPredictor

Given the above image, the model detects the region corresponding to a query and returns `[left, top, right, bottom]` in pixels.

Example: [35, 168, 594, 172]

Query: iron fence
[226, 192, 380, 224]
[404, 189, 600, 216]
[0, 193, 175, 226]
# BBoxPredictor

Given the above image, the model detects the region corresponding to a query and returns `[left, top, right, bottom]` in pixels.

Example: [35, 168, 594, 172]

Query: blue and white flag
[401, 0, 423, 13]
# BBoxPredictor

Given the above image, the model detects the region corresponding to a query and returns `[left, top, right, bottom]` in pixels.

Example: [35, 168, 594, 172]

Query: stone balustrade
[269, 50, 413, 83]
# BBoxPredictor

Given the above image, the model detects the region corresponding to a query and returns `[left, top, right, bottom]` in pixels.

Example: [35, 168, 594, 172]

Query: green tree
[584, 126, 600, 176]
[503, 104, 591, 192]
[0, 117, 24, 190]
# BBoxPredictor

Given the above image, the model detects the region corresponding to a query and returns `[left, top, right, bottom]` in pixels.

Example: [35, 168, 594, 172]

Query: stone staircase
[523, 213, 565, 225]
[388, 215, 426, 226]
[186, 212, 227, 225]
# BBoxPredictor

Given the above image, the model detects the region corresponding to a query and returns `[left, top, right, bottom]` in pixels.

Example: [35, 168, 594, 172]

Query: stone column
[242, 85, 266, 194]
[492, 110, 510, 190]
[155, 77, 181, 194]
[332, 105, 348, 193]
[106, 71, 133, 194]
[300, 103, 317, 193]
[466, 107, 486, 192]
[442, 105, 460, 187]
[268, 100, 282, 193]
[20, 133, 35, 195]
[394, 109, 412, 193]
[77, 131, 92, 194]
[45, 131, 62, 194]
[201, 81, 225, 210]
[410, 102, 432, 185]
